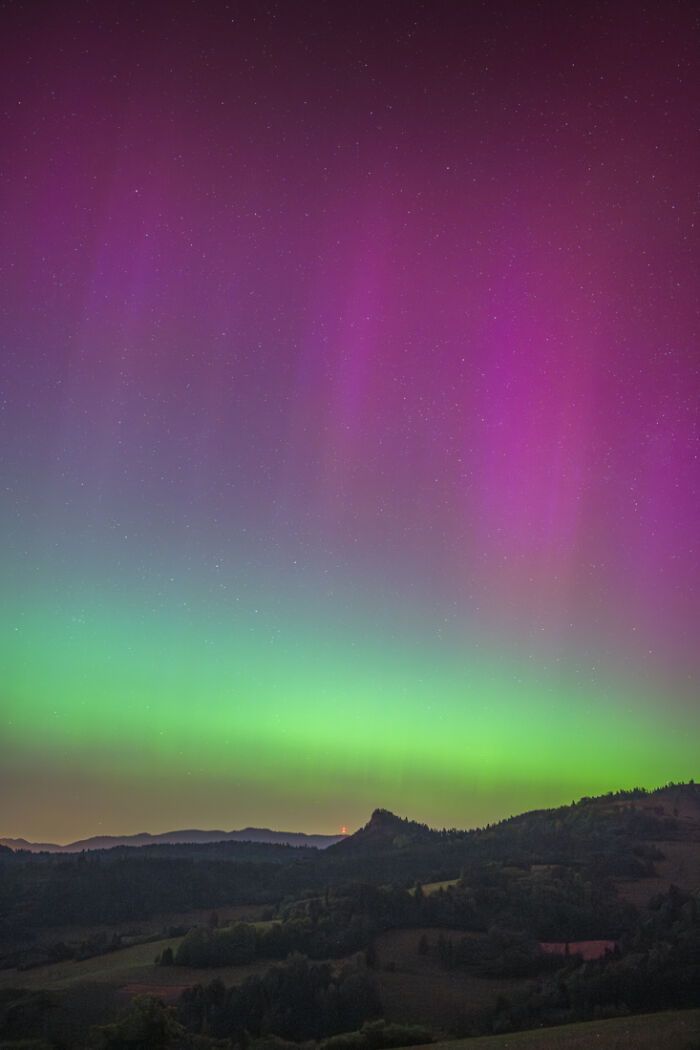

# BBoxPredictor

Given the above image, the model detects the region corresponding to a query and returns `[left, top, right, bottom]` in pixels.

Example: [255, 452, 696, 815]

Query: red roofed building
[539, 940, 618, 961]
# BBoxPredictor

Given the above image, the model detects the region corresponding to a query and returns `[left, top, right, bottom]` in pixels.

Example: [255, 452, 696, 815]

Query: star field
[1, 0, 698, 841]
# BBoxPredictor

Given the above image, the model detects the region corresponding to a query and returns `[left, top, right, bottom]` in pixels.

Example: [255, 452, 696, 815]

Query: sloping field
[0, 936, 272, 994]
[0, 937, 182, 991]
[1, 902, 269, 963]
[410, 880, 460, 896]
[617, 838, 700, 906]
[427, 1008, 700, 1050]
[375, 927, 530, 1034]
[653, 838, 700, 891]
[378, 968, 529, 1036]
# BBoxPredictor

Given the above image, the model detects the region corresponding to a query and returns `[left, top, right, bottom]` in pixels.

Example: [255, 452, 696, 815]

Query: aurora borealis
[1, 1, 698, 843]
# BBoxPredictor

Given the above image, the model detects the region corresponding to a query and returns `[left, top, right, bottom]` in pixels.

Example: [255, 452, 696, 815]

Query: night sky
[1, 1, 698, 842]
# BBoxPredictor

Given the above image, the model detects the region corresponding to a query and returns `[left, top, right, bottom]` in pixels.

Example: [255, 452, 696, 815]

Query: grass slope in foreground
[430, 1008, 700, 1050]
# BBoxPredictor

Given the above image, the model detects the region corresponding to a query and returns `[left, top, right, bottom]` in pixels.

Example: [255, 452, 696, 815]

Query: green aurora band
[3, 577, 697, 840]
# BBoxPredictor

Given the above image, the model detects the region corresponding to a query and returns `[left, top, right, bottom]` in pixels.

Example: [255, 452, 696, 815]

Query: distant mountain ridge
[0, 826, 344, 853]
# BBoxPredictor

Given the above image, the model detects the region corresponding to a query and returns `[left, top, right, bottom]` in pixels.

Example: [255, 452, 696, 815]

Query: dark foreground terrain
[1, 782, 699, 1048]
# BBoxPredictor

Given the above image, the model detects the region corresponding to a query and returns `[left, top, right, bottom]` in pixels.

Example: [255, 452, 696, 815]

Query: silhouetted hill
[328, 808, 437, 853]
[330, 783, 700, 858]
[0, 826, 343, 853]
[312, 783, 700, 899]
